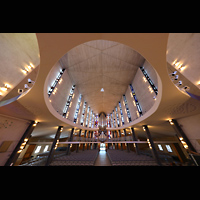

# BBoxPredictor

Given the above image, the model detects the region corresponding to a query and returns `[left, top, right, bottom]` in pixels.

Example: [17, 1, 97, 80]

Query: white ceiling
[60, 40, 145, 114]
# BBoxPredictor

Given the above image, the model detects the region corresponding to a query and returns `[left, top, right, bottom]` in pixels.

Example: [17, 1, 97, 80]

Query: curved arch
[0, 33, 40, 107]
[44, 39, 162, 131]
[166, 33, 200, 98]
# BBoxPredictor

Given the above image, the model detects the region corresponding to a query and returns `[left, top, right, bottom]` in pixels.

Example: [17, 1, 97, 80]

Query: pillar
[143, 125, 162, 166]
[131, 127, 139, 154]
[171, 119, 196, 152]
[124, 129, 130, 152]
[90, 131, 93, 149]
[87, 131, 90, 150]
[45, 126, 63, 166]
[112, 131, 115, 149]
[76, 129, 82, 153]
[82, 130, 87, 151]
[5, 120, 37, 166]
[115, 131, 119, 150]
[66, 128, 74, 155]
[118, 130, 123, 151]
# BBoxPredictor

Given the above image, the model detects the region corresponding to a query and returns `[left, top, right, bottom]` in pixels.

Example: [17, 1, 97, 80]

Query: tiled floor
[94, 150, 112, 166]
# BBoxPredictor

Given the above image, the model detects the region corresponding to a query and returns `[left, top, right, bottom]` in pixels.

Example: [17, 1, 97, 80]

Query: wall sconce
[168, 119, 174, 125]
[21, 63, 35, 75]
[179, 137, 188, 149]
[17, 138, 29, 153]
[172, 60, 186, 72]
[54, 140, 59, 150]
[147, 138, 152, 149]
[0, 83, 11, 92]
[33, 121, 38, 126]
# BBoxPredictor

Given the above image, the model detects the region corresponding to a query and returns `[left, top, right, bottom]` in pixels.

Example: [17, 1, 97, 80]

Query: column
[131, 127, 139, 154]
[112, 131, 115, 149]
[87, 131, 90, 150]
[171, 119, 196, 152]
[115, 131, 118, 150]
[45, 126, 63, 166]
[82, 130, 87, 151]
[5, 120, 37, 166]
[124, 129, 130, 152]
[66, 128, 74, 155]
[143, 125, 162, 166]
[118, 130, 123, 151]
[76, 129, 82, 153]
[90, 131, 93, 149]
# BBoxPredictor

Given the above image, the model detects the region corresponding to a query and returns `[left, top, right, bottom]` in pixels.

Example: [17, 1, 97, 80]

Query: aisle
[94, 150, 112, 166]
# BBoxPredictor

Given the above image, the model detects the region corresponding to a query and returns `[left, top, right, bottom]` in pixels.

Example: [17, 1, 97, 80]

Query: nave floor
[94, 150, 112, 166]
[49, 149, 163, 166]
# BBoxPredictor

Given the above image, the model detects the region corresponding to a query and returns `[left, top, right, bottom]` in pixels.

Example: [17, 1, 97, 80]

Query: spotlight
[174, 75, 179, 80]
[171, 71, 177, 76]
[24, 84, 31, 89]
[28, 78, 35, 84]
[178, 81, 182, 86]
[18, 89, 24, 94]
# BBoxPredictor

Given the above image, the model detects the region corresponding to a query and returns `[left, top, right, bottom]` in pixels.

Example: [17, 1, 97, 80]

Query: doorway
[100, 143, 106, 151]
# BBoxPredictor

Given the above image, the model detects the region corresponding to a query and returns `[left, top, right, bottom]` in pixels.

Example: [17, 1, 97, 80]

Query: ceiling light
[100, 88, 104, 92]
[168, 119, 174, 125]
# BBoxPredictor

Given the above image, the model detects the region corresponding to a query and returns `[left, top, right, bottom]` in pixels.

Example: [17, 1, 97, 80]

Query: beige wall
[177, 113, 200, 153]
[0, 33, 40, 101]
[0, 114, 30, 165]
[167, 33, 200, 89]
[132, 68, 156, 115]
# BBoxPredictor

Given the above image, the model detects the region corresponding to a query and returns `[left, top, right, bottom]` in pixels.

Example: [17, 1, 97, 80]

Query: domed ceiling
[59, 40, 145, 114]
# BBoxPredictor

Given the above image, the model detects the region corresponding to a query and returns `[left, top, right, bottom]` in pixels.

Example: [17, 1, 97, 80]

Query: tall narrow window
[95, 114, 99, 128]
[35, 146, 41, 153]
[166, 145, 173, 152]
[107, 114, 111, 128]
[110, 113, 113, 127]
[129, 84, 143, 117]
[48, 68, 65, 97]
[115, 106, 120, 127]
[85, 106, 90, 127]
[113, 110, 116, 128]
[74, 94, 82, 123]
[80, 101, 87, 125]
[89, 110, 93, 128]
[119, 101, 125, 125]
[123, 95, 132, 122]
[91, 113, 95, 128]
[63, 85, 75, 118]
[140, 66, 158, 95]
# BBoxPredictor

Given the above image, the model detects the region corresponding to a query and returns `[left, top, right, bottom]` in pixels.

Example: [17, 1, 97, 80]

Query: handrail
[187, 149, 200, 156]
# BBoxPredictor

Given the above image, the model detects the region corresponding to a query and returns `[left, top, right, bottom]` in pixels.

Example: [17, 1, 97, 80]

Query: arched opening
[45, 39, 161, 130]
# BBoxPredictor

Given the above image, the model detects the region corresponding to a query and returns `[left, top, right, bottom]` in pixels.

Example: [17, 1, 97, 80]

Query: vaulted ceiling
[60, 40, 145, 114]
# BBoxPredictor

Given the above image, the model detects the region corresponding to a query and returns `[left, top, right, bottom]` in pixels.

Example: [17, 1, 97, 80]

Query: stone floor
[94, 150, 112, 166]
